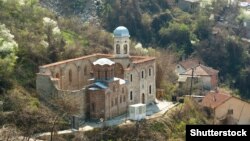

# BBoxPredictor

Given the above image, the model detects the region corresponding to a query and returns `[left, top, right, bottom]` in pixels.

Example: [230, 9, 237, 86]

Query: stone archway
[142, 93, 145, 104]
[114, 63, 124, 79]
[55, 73, 60, 78]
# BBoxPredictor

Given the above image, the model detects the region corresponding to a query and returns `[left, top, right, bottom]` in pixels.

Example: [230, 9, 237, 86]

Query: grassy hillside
[0, 0, 113, 89]
[0, 0, 114, 138]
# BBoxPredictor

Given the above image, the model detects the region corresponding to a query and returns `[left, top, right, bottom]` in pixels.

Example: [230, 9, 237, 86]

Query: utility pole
[136, 120, 140, 141]
[189, 68, 194, 96]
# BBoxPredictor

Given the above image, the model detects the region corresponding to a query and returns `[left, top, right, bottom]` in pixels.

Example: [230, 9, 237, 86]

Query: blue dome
[113, 26, 130, 37]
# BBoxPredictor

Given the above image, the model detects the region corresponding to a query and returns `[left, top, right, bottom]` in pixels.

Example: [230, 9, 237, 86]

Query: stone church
[36, 26, 156, 120]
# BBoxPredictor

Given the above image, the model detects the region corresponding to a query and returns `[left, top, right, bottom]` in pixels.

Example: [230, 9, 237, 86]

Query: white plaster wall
[201, 76, 211, 90]
[175, 65, 186, 75]
[215, 97, 250, 124]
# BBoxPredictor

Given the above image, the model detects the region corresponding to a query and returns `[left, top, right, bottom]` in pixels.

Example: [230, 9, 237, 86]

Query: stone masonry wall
[36, 74, 87, 119]
[126, 60, 156, 105]
[57, 89, 87, 119]
[106, 81, 127, 119]
[89, 90, 105, 119]
[38, 54, 110, 91]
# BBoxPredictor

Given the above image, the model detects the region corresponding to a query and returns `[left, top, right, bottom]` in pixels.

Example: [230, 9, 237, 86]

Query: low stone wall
[36, 74, 57, 98]
[57, 88, 87, 119]
[36, 73, 87, 120]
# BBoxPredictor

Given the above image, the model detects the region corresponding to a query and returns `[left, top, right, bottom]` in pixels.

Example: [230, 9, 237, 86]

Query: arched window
[142, 93, 145, 104]
[130, 91, 133, 100]
[69, 69, 72, 83]
[98, 70, 100, 79]
[149, 85, 152, 94]
[141, 70, 144, 79]
[122, 87, 124, 93]
[149, 68, 151, 76]
[123, 95, 125, 102]
[110, 69, 113, 77]
[105, 70, 108, 80]
[114, 63, 124, 79]
[84, 66, 87, 76]
[124, 44, 128, 54]
[116, 44, 120, 54]
[92, 103, 95, 112]
[130, 74, 133, 82]
[55, 73, 60, 78]
[115, 97, 118, 105]
[120, 96, 122, 103]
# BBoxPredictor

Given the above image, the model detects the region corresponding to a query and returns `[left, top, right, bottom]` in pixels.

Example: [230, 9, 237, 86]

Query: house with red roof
[176, 59, 219, 92]
[201, 90, 250, 124]
[175, 58, 200, 75]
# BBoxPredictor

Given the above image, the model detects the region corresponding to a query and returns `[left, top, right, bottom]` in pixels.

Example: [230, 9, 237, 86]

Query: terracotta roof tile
[39, 54, 155, 69]
[182, 64, 219, 76]
[200, 65, 219, 75]
[40, 54, 112, 68]
[179, 59, 200, 69]
[201, 91, 232, 109]
[132, 57, 155, 64]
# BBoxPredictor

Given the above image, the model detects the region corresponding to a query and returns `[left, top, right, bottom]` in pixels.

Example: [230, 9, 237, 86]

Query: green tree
[99, 0, 170, 45]
[159, 22, 193, 55]
[194, 16, 212, 40]
[236, 68, 250, 99]
[0, 24, 18, 93]
[43, 17, 65, 62]
[212, 0, 228, 17]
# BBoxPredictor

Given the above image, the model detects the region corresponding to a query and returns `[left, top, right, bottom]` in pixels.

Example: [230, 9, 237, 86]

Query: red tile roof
[40, 54, 112, 68]
[200, 65, 219, 75]
[201, 91, 232, 109]
[39, 54, 155, 69]
[182, 64, 219, 76]
[132, 56, 155, 64]
[179, 59, 200, 69]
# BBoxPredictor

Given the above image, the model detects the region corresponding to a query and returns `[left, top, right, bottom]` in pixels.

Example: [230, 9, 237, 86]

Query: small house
[202, 90, 250, 124]
[176, 59, 219, 92]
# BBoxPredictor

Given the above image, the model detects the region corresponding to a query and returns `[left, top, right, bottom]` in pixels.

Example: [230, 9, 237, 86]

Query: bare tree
[47, 93, 81, 141]
[0, 124, 20, 141]
[156, 49, 178, 87]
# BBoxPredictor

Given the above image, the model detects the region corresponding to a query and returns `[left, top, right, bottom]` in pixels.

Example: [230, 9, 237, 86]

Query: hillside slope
[40, 0, 99, 23]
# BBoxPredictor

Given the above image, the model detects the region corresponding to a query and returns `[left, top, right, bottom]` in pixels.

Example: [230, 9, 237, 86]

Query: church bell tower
[113, 26, 130, 58]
